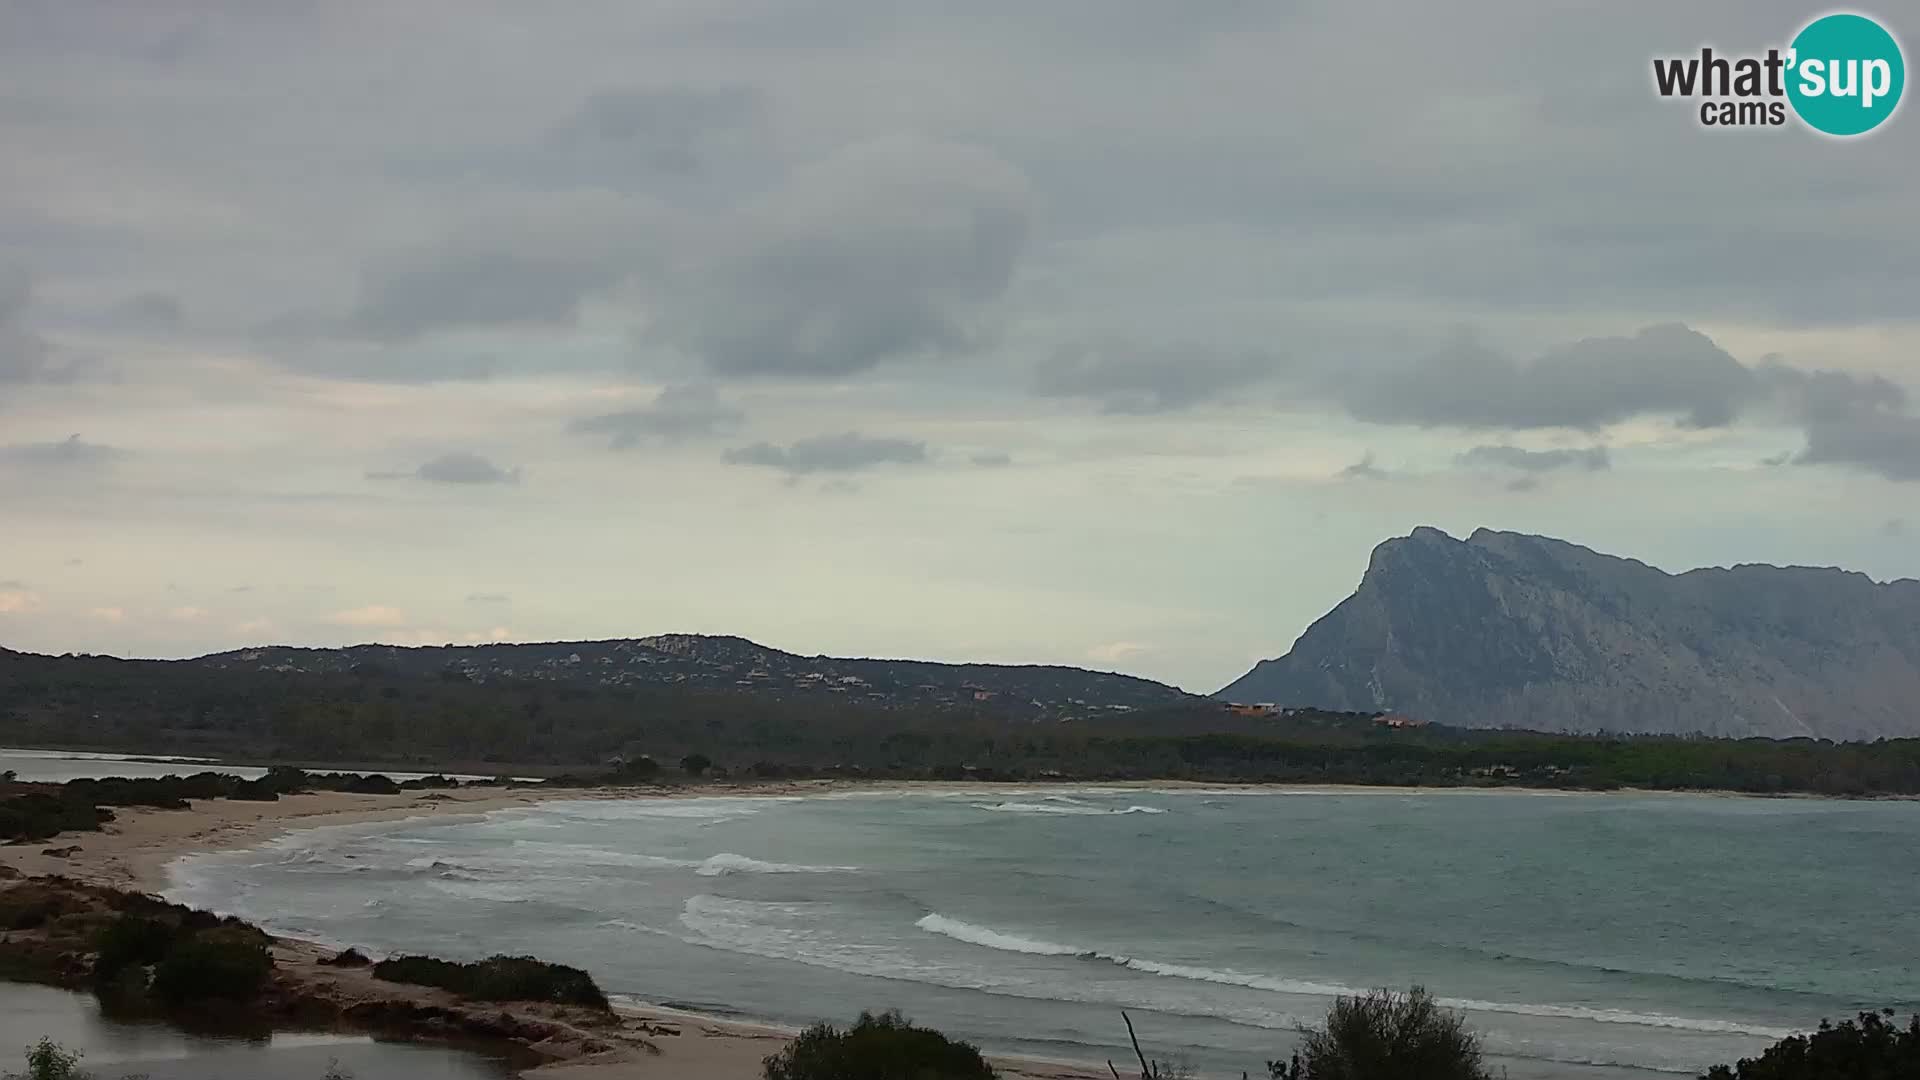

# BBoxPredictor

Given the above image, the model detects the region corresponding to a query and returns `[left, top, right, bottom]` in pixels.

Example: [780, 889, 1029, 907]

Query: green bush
[1702, 1010, 1920, 1079]
[763, 1010, 996, 1080]
[12, 1038, 85, 1080]
[149, 930, 273, 1004]
[1271, 987, 1490, 1080]
[92, 914, 176, 979]
[372, 953, 608, 1010]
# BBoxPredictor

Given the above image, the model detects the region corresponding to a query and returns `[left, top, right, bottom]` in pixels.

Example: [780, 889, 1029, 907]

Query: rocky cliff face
[1217, 527, 1920, 738]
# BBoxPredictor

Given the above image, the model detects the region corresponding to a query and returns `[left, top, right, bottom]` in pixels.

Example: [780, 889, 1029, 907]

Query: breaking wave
[694, 853, 856, 876]
[915, 915, 1791, 1038]
[971, 801, 1167, 816]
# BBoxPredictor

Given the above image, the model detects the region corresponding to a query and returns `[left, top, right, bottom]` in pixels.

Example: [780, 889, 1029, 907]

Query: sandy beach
[0, 784, 1109, 1080]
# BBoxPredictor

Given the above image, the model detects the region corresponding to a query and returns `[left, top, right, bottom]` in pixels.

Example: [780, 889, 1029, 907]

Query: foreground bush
[372, 953, 608, 1009]
[1271, 986, 1490, 1080]
[763, 1010, 996, 1080]
[8, 1038, 85, 1080]
[1702, 1010, 1920, 1079]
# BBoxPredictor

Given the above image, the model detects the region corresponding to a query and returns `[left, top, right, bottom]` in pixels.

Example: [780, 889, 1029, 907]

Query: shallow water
[166, 787, 1920, 1079]
[0, 982, 517, 1080]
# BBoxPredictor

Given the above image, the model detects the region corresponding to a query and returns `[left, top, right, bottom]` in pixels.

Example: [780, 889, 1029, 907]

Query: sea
[162, 788, 1920, 1079]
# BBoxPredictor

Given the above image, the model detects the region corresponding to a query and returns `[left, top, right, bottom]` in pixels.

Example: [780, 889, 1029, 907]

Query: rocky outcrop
[1218, 527, 1920, 738]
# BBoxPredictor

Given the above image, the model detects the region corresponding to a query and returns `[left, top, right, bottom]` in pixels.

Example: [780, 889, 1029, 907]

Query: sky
[2, 1, 1917, 693]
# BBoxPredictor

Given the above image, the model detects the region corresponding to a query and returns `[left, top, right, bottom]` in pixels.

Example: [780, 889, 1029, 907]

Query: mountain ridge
[189, 633, 1196, 716]
[1218, 527, 1920, 738]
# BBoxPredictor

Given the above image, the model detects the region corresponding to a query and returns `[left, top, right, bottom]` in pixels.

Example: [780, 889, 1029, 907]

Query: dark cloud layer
[723, 432, 928, 474]
[548, 86, 767, 179]
[1763, 364, 1920, 482]
[569, 384, 744, 448]
[1034, 343, 1280, 413]
[655, 137, 1031, 377]
[1341, 325, 1757, 431]
[349, 252, 619, 343]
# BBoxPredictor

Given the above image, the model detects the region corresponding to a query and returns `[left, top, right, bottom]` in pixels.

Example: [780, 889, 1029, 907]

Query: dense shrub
[763, 1010, 997, 1080]
[92, 913, 177, 978]
[1702, 1010, 1920, 1079]
[0, 794, 109, 842]
[149, 928, 273, 1004]
[336, 773, 401, 795]
[1271, 987, 1490, 1080]
[372, 953, 608, 1009]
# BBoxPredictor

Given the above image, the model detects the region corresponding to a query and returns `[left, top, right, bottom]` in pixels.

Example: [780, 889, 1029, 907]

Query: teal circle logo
[1787, 13, 1905, 136]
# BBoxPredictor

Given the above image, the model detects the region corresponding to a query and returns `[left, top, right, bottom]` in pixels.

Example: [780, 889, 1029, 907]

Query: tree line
[4, 651, 1920, 796]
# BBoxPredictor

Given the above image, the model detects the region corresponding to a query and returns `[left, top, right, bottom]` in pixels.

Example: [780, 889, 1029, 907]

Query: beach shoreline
[0, 781, 1125, 1080]
[0, 778, 1835, 1079]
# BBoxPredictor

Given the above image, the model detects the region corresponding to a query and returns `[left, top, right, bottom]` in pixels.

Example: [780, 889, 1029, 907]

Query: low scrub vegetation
[148, 927, 273, 1004]
[1702, 1009, 1920, 1079]
[1268, 986, 1490, 1080]
[372, 953, 609, 1010]
[763, 1010, 997, 1080]
[91, 903, 274, 1006]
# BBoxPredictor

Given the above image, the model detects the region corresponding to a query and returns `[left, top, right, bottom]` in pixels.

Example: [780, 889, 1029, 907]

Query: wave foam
[915, 914, 1789, 1038]
[694, 853, 856, 876]
[971, 801, 1166, 816]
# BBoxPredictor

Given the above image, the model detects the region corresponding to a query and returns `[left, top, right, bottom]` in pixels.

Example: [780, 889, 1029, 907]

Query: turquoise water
[167, 789, 1920, 1078]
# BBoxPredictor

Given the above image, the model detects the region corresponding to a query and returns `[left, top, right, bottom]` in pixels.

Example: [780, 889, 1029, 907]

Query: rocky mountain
[1217, 527, 1920, 738]
[194, 634, 1195, 717]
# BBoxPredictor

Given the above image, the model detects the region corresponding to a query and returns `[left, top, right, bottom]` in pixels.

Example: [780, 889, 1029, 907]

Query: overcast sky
[3, 1, 1917, 691]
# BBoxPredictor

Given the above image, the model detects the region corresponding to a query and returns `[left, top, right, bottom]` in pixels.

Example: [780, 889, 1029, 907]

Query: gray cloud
[0, 434, 129, 466]
[547, 86, 767, 179]
[349, 251, 620, 343]
[569, 383, 744, 448]
[1762, 364, 1920, 482]
[653, 136, 1031, 377]
[1340, 325, 1758, 431]
[1456, 445, 1610, 473]
[1338, 453, 1386, 480]
[1794, 410, 1920, 482]
[380, 452, 522, 485]
[107, 291, 184, 332]
[723, 432, 928, 474]
[1033, 343, 1280, 413]
[466, 592, 511, 604]
[970, 451, 1013, 468]
[1, 270, 100, 384]
[418, 451, 520, 485]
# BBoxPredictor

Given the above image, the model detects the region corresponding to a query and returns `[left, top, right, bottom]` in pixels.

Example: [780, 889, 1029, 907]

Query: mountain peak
[1219, 530, 1920, 738]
